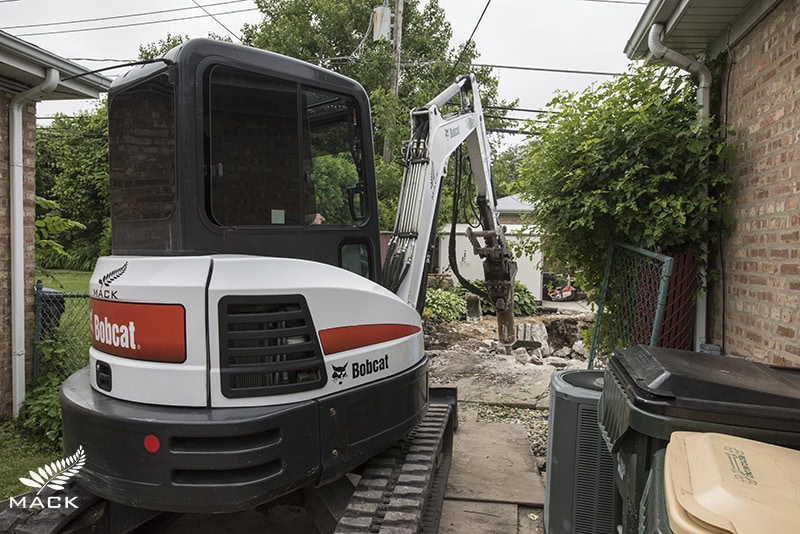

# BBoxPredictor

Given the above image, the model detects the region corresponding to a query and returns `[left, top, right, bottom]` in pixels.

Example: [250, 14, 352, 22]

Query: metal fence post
[650, 255, 674, 347]
[588, 242, 614, 369]
[588, 242, 685, 366]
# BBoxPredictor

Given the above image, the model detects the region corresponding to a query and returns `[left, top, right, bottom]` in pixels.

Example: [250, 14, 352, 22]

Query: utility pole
[383, 0, 404, 162]
[389, 0, 403, 98]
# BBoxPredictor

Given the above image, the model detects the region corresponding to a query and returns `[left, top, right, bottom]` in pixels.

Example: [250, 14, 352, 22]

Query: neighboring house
[437, 194, 544, 299]
[626, 1, 799, 364]
[0, 31, 111, 418]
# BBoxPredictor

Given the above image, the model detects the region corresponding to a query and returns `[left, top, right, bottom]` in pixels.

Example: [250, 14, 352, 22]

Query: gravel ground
[474, 403, 551, 458]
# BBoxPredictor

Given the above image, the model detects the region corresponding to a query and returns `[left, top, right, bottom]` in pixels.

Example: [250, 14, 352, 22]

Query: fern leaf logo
[99, 262, 128, 287]
[19, 445, 86, 495]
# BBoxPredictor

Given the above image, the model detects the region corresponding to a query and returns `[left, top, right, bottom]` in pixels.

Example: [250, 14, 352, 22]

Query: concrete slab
[442, 373, 552, 407]
[439, 500, 518, 534]
[446, 420, 545, 507]
[431, 351, 554, 408]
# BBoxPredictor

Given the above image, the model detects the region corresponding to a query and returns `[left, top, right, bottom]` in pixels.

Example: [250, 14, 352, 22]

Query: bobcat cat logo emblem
[331, 363, 348, 385]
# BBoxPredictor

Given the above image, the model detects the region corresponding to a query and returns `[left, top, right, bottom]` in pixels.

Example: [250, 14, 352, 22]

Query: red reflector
[144, 434, 160, 453]
[318, 324, 421, 356]
[90, 299, 186, 363]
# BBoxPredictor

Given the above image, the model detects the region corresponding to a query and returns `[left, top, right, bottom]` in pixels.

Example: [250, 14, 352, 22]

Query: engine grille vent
[218, 295, 326, 398]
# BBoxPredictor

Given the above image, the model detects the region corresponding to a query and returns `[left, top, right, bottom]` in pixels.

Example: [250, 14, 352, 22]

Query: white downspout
[648, 23, 711, 352]
[9, 68, 59, 417]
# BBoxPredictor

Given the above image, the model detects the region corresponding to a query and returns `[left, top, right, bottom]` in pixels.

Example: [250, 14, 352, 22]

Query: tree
[34, 197, 86, 263]
[518, 63, 731, 291]
[137, 32, 190, 60]
[491, 143, 528, 199]
[137, 32, 231, 60]
[36, 101, 110, 270]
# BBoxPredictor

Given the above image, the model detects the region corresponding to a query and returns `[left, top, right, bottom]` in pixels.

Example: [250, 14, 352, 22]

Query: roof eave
[0, 31, 112, 98]
[624, 0, 683, 59]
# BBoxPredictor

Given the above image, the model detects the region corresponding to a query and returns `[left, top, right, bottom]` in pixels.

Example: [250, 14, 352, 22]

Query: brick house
[1, 31, 110, 418]
[627, 0, 800, 364]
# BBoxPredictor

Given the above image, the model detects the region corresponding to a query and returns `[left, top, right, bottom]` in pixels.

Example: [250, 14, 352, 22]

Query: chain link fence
[588, 243, 698, 368]
[33, 280, 91, 384]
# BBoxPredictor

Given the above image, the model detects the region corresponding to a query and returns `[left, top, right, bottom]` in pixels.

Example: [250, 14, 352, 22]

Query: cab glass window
[109, 73, 176, 222]
[204, 66, 365, 227]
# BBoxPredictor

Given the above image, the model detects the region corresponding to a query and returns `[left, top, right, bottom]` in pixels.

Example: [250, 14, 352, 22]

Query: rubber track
[334, 403, 453, 534]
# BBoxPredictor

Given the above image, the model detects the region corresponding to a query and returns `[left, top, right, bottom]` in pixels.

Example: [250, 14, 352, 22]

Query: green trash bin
[598, 345, 800, 534]
[639, 449, 672, 534]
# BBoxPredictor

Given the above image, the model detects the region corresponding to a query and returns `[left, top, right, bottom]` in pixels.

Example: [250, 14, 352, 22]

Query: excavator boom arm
[382, 75, 518, 344]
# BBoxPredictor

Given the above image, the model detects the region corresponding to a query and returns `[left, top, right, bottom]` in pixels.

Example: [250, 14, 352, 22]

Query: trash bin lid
[664, 432, 800, 534]
[609, 345, 800, 431]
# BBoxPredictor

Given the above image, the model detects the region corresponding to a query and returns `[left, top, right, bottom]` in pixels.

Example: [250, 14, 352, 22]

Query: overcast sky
[2, 0, 647, 145]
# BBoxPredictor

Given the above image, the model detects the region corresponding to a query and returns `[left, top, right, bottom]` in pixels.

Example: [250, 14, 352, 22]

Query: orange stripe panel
[318, 324, 421, 356]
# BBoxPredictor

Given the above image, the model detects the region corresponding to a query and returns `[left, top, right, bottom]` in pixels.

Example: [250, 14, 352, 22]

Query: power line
[325, 56, 623, 78]
[191, 0, 241, 42]
[68, 57, 134, 63]
[15, 7, 258, 37]
[473, 63, 621, 76]
[446, 0, 493, 82]
[486, 105, 550, 114]
[487, 128, 535, 136]
[1, 1, 248, 30]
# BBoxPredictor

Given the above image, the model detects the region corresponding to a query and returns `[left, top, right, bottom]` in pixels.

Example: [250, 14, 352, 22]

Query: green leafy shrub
[518, 64, 732, 291]
[513, 282, 538, 316]
[455, 280, 537, 317]
[18, 339, 82, 450]
[423, 287, 466, 322]
[18, 376, 62, 451]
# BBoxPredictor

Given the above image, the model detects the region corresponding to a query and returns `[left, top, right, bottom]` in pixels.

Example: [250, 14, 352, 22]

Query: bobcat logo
[331, 363, 348, 385]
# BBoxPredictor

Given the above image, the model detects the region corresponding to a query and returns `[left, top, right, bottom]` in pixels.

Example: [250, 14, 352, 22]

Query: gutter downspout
[9, 68, 59, 417]
[648, 23, 711, 352]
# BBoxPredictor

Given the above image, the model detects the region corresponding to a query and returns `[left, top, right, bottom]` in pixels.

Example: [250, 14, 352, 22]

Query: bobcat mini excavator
[4, 39, 517, 532]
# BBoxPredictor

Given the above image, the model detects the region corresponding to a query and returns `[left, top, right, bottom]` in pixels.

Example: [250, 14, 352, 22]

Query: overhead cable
[445, 0, 493, 82]
[15, 7, 257, 37]
[190, 0, 241, 42]
[2, 0, 248, 30]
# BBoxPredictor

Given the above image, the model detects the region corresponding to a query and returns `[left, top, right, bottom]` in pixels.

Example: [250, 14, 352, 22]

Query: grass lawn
[0, 422, 60, 501]
[36, 269, 92, 294]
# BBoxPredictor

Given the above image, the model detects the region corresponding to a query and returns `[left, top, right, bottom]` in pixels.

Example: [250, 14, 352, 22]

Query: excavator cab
[109, 39, 381, 281]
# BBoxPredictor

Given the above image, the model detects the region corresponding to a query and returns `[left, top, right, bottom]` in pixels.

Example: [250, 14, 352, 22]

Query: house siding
[710, 0, 800, 365]
[0, 91, 37, 418]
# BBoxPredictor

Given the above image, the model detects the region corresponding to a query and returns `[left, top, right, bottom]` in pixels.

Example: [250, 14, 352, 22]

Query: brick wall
[709, 0, 800, 365]
[0, 91, 37, 419]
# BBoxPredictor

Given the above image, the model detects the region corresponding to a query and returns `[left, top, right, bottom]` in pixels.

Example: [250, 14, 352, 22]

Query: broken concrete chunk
[543, 356, 569, 368]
